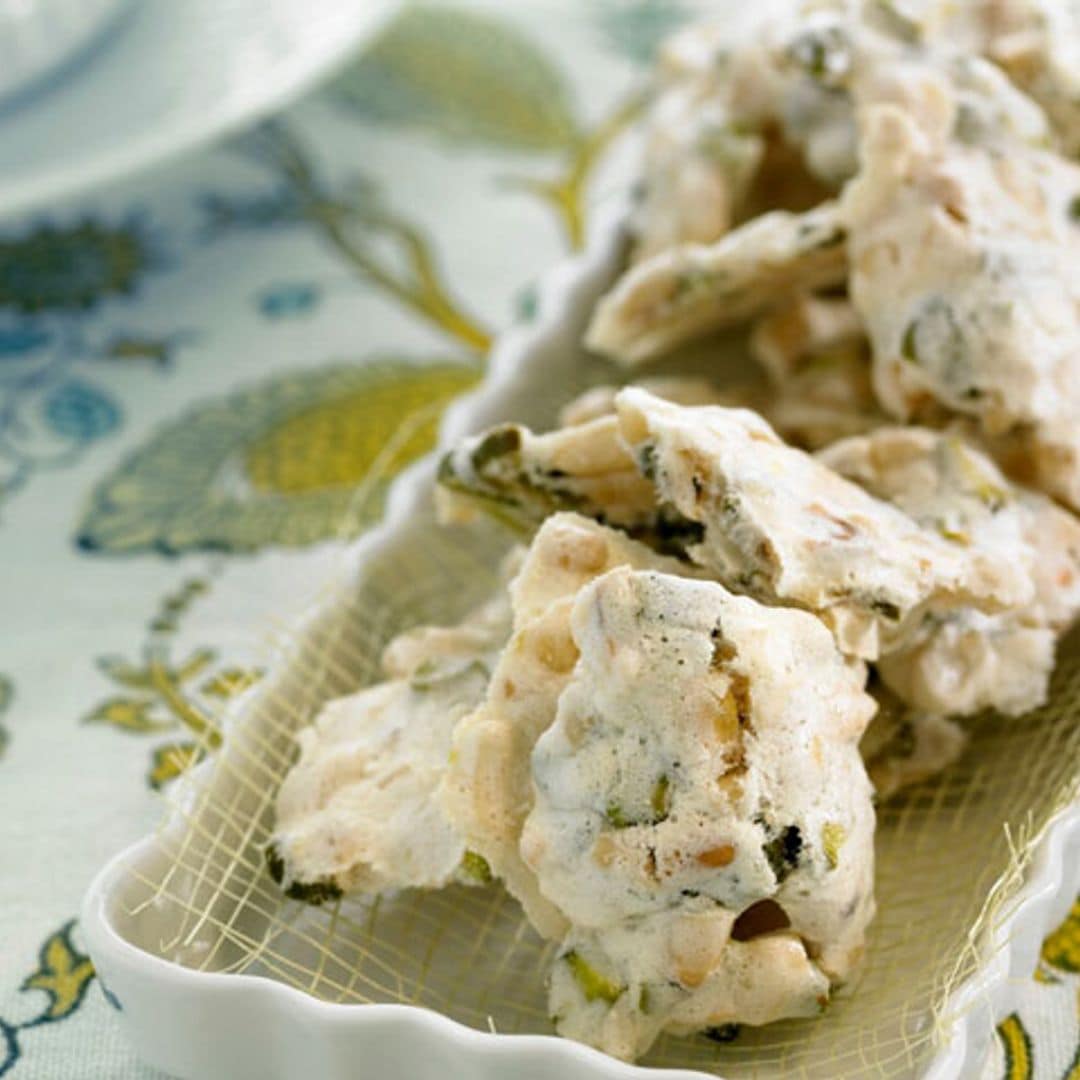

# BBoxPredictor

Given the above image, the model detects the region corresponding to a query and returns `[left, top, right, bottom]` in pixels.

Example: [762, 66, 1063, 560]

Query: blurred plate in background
[0, 0, 132, 106]
[0, 0, 400, 221]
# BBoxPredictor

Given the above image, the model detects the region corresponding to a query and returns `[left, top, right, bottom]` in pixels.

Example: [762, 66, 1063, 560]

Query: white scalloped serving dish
[82, 203, 1080, 1080]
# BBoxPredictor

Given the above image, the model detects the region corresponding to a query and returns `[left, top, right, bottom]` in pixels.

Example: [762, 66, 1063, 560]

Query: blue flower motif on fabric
[0, 1018, 18, 1079]
[41, 380, 121, 442]
[0, 215, 180, 521]
[0, 325, 51, 359]
[198, 185, 307, 237]
[257, 282, 320, 318]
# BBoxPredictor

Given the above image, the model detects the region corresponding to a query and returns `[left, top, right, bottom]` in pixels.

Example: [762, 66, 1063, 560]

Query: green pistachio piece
[650, 774, 671, 822]
[409, 657, 489, 692]
[821, 823, 847, 870]
[471, 425, 522, 470]
[564, 951, 624, 1005]
[936, 522, 971, 545]
[460, 849, 494, 885]
[672, 267, 718, 301]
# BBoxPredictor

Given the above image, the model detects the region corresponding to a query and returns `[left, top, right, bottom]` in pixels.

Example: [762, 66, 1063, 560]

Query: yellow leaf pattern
[1, 920, 101, 1075]
[76, 360, 480, 554]
[86, 577, 267, 789]
[1043, 899, 1080, 975]
[147, 742, 203, 790]
[84, 696, 171, 734]
[996, 1014, 1034, 1080]
[95, 656, 157, 691]
[990, 897, 1080, 1078]
[20, 922, 95, 1024]
[200, 668, 263, 700]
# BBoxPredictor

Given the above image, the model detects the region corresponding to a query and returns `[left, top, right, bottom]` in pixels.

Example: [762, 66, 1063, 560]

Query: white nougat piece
[822, 426, 1080, 715]
[845, 105, 1080, 509]
[918, 0, 1080, 155]
[441, 513, 700, 938]
[436, 416, 656, 534]
[269, 583, 514, 899]
[633, 76, 765, 261]
[615, 389, 1023, 660]
[531, 567, 875, 1060]
[589, 0, 1055, 364]
[586, 201, 849, 366]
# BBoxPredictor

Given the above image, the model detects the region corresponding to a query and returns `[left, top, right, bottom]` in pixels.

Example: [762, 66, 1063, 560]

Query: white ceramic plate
[81, 203, 1080, 1080]
[0, 0, 131, 105]
[0, 0, 401, 221]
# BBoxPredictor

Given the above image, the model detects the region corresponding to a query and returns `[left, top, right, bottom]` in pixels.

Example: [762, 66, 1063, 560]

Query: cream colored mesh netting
[116, 287, 1080, 1078]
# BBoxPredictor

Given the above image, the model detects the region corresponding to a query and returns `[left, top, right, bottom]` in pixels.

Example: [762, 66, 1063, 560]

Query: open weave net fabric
[118, 325, 1080, 1078]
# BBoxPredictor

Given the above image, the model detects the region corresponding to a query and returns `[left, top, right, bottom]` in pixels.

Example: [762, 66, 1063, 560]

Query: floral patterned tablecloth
[0, 2, 1076, 1077]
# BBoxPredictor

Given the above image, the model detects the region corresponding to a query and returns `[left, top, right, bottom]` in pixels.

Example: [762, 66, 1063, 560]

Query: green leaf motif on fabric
[330, 5, 579, 150]
[76, 358, 480, 554]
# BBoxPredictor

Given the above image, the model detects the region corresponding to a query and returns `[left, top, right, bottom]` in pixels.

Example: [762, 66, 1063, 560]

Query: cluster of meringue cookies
[267, 0, 1080, 1063]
